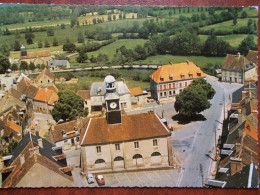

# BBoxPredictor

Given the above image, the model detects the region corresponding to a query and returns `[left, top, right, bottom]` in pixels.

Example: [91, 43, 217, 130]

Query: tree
[93, 18, 97, 24]
[63, 39, 76, 53]
[190, 78, 216, 99]
[238, 35, 257, 55]
[20, 61, 28, 71]
[61, 23, 66, 29]
[13, 40, 20, 51]
[11, 63, 18, 71]
[29, 62, 36, 71]
[233, 17, 237, 25]
[241, 11, 248, 18]
[113, 15, 116, 21]
[77, 32, 84, 43]
[0, 44, 10, 57]
[47, 27, 54, 36]
[25, 28, 35, 44]
[51, 90, 88, 122]
[44, 40, 50, 48]
[247, 19, 253, 27]
[0, 54, 11, 74]
[52, 37, 58, 46]
[108, 15, 112, 21]
[76, 51, 88, 63]
[174, 78, 215, 118]
[38, 41, 43, 48]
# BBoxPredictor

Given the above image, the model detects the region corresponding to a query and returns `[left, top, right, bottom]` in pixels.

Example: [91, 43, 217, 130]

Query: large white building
[80, 77, 175, 174]
[90, 75, 131, 111]
[150, 61, 206, 101]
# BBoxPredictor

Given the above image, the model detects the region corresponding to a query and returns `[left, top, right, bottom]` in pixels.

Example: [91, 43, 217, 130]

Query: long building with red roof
[149, 61, 206, 100]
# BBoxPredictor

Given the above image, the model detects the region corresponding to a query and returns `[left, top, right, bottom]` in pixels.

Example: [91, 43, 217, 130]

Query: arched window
[114, 156, 124, 161]
[133, 154, 143, 159]
[151, 152, 161, 156]
[95, 159, 105, 164]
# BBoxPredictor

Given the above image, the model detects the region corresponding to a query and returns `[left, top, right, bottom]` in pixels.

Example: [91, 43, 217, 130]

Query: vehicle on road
[95, 174, 105, 186]
[86, 173, 95, 184]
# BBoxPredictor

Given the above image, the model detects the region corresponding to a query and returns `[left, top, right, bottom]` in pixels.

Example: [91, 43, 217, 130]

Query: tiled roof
[231, 83, 257, 103]
[2, 133, 73, 187]
[129, 87, 144, 97]
[10, 88, 23, 99]
[52, 118, 89, 143]
[24, 84, 39, 99]
[149, 61, 206, 83]
[246, 50, 258, 65]
[47, 85, 59, 93]
[80, 112, 171, 146]
[17, 77, 39, 99]
[35, 68, 55, 84]
[33, 88, 58, 105]
[7, 120, 22, 133]
[20, 50, 51, 59]
[76, 90, 90, 100]
[0, 93, 26, 113]
[222, 54, 249, 70]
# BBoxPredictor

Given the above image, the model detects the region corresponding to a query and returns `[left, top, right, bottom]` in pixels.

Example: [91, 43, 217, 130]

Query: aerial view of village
[0, 4, 258, 188]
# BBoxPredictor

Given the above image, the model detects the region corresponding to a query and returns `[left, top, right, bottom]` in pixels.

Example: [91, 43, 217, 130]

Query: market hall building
[80, 76, 175, 174]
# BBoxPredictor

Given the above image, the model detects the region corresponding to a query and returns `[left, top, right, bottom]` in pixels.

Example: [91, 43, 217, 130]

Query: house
[17, 77, 39, 99]
[149, 61, 206, 100]
[221, 53, 253, 84]
[1, 132, 74, 187]
[80, 78, 175, 174]
[49, 117, 89, 149]
[90, 75, 131, 111]
[246, 50, 258, 65]
[48, 60, 70, 70]
[129, 87, 147, 104]
[76, 90, 91, 112]
[20, 45, 52, 66]
[35, 68, 55, 87]
[33, 88, 59, 113]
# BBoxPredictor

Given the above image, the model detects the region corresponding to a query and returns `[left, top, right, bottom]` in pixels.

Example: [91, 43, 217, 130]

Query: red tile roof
[47, 85, 59, 93]
[129, 87, 143, 97]
[222, 54, 249, 70]
[35, 68, 55, 84]
[246, 50, 258, 65]
[20, 50, 51, 59]
[76, 90, 90, 100]
[150, 61, 206, 83]
[80, 112, 170, 146]
[7, 120, 22, 133]
[33, 88, 59, 105]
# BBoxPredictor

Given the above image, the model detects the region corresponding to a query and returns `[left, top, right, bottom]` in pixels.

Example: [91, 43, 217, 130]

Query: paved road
[172, 76, 242, 187]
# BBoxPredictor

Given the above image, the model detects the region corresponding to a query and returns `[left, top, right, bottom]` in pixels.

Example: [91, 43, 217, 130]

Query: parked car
[86, 173, 95, 184]
[95, 174, 105, 186]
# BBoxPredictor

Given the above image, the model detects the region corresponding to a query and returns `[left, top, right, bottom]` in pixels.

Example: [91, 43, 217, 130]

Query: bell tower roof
[104, 75, 115, 83]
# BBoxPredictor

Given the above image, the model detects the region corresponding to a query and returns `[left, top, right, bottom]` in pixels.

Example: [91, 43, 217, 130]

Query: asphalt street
[172, 76, 242, 187]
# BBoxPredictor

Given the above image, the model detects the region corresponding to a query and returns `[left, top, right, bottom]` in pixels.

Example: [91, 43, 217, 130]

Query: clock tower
[104, 75, 122, 125]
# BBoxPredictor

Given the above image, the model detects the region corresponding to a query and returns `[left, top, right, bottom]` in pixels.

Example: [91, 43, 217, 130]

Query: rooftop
[20, 50, 51, 59]
[130, 87, 144, 97]
[149, 61, 206, 83]
[222, 54, 249, 71]
[246, 50, 258, 65]
[35, 68, 55, 84]
[76, 90, 90, 100]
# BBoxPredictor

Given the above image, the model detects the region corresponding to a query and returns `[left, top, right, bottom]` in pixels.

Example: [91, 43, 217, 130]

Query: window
[185, 82, 187, 87]
[96, 146, 101, 153]
[160, 77, 164, 81]
[133, 154, 142, 159]
[122, 102, 127, 108]
[179, 89, 183, 93]
[169, 84, 172, 89]
[160, 85, 163, 90]
[115, 144, 120, 151]
[114, 156, 124, 161]
[197, 73, 201, 77]
[179, 83, 182, 87]
[173, 90, 175, 95]
[48, 80, 50, 83]
[151, 152, 161, 156]
[153, 139, 158, 146]
[134, 142, 139, 149]
[95, 159, 105, 164]
[172, 83, 175, 88]
[189, 74, 193, 78]
[160, 92, 163, 97]
[164, 85, 166, 90]
[164, 92, 167, 96]
[169, 91, 172, 96]
[180, 74, 184, 79]
[169, 75, 173, 80]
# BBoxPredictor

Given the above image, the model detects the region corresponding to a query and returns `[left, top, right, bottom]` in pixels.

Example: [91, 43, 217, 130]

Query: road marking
[135, 172, 141, 182]
[155, 171, 161, 180]
[104, 175, 110, 184]
[177, 168, 184, 187]
[124, 173, 131, 182]
[163, 170, 171, 179]
[83, 176, 88, 187]
[115, 174, 120, 183]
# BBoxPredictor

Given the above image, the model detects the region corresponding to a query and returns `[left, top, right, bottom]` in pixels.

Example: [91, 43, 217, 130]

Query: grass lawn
[86, 39, 147, 60]
[136, 54, 225, 68]
[201, 18, 258, 31]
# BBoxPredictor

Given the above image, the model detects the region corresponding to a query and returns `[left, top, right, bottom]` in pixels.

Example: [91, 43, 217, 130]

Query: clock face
[109, 102, 117, 109]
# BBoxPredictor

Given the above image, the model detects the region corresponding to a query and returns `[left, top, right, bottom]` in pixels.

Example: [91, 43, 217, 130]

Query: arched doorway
[151, 152, 161, 164]
[114, 156, 124, 168]
[95, 159, 105, 169]
[133, 154, 143, 166]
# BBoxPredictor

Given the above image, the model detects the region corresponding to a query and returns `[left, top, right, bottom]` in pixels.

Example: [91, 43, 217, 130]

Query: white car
[86, 173, 95, 184]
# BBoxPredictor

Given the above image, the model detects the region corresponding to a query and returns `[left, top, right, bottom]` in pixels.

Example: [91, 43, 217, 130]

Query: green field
[201, 18, 258, 31]
[136, 54, 225, 68]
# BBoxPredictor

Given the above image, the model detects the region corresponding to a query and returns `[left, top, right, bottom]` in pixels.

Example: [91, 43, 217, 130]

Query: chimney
[230, 157, 243, 175]
[38, 138, 43, 148]
[186, 60, 190, 66]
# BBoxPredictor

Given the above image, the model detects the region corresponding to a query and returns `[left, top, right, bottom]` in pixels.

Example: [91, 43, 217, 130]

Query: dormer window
[169, 75, 173, 80]
[160, 76, 164, 81]
[197, 73, 201, 77]
[180, 74, 184, 79]
[189, 73, 193, 78]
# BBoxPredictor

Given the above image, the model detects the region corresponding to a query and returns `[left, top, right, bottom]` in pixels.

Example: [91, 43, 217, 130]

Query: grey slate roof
[48, 60, 69, 66]
[90, 81, 130, 97]
[232, 83, 257, 103]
